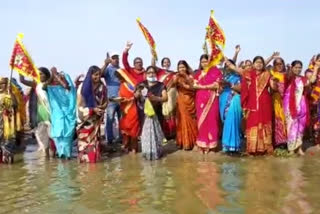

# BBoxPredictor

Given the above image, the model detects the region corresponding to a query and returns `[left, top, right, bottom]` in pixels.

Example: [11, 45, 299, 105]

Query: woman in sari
[46, 68, 77, 159]
[20, 67, 53, 157]
[116, 68, 140, 153]
[0, 77, 19, 163]
[136, 66, 168, 160]
[152, 57, 177, 139]
[175, 60, 198, 150]
[219, 59, 242, 153]
[284, 60, 318, 155]
[77, 66, 108, 163]
[193, 54, 222, 153]
[240, 56, 274, 155]
[306, 54, 320, 148]
[11, 78, 26, 135]
[270, 57, 287, 149]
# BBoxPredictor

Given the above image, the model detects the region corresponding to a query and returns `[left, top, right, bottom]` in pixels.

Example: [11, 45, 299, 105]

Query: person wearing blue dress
[46, 69, 77, 159]
[219, 60, 242, 153]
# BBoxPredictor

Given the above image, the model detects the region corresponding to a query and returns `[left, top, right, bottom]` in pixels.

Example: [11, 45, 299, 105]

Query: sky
[0, 0, 319, 79]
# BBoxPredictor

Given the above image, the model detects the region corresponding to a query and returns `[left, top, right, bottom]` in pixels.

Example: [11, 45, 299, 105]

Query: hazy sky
[1, 0, 319, 79]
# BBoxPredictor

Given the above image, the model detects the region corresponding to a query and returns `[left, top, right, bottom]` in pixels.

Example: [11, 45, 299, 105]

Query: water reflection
[282, 158, 312, 214]
[243, 158, 284, 214]
[195, 161, 223, 212]
[2, 145, 320, 214]
[216, 161, 245, 214]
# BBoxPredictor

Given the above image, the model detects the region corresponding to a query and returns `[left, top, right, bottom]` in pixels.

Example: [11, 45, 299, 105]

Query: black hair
[161, 57, 171, 67]
[253, 56, 265, 68]
[198, 54, 209, 70]
[177, 60, 191, 74]
[38, 67, 51, 79]
[88, 65, 101, 74]
[134, 57, 143, 64]
[273, 57, 286, 72]
[291, 60, 303, 67]
[146, 65, 157, 73]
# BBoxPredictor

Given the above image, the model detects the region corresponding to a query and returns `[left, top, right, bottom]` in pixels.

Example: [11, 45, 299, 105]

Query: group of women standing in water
[1, 42, 320, 164]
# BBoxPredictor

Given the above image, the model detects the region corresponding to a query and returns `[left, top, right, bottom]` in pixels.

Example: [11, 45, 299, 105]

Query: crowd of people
[1, 42, 320, 164]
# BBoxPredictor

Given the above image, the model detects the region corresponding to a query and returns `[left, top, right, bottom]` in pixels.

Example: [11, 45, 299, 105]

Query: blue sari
[219, 72, 242, 152]
[47, 73, 77, 158]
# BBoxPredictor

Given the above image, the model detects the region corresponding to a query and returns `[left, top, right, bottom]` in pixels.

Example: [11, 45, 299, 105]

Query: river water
[1, 143, 320, 214]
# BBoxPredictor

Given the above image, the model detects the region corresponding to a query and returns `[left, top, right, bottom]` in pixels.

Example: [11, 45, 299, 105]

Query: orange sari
[176, 74, 198, 150]
[117, 69, 140, 137]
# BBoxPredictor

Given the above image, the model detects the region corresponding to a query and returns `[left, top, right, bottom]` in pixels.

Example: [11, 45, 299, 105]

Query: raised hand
[105, 52, 112, 65]
[235, 45, 241, 53]
[125, 41, 133, 51]
[272, 51, 280, 59]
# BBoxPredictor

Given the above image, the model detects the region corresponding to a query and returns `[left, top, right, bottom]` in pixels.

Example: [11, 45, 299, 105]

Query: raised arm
[19, 74, 35, 87]
[74, 74, 84, 87]
[122, 41, 133, 72]
[101, 52, 111, 77]
[232, 45, 241, 63]
[224, 56, 244, 76]
[51, 69, 70, 90]
[265, 52, 280, 66]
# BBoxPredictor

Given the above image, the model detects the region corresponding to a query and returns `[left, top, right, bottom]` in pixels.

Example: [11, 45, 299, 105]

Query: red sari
[241, 70, 273, 154]
[117, 69, 140, 138]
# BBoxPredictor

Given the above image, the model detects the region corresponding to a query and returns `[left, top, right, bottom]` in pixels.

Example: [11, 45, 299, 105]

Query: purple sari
[194, 67, 222, 149]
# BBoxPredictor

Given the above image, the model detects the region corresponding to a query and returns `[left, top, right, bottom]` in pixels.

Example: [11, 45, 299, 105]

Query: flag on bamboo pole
[9, 33, 40, 83]
[202, 38, 208, 55]
[136, 18, 158, 61]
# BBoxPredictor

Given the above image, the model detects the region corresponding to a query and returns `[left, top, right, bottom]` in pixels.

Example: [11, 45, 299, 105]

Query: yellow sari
[270, 70, 287, 146]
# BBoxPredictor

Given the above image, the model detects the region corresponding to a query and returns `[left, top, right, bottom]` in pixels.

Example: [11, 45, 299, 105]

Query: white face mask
[147, 76, 157, 82]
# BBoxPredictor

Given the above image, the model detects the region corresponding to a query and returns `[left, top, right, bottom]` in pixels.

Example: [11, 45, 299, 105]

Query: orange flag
[136, 18, 158, 61]
[9, 33, 40, 83]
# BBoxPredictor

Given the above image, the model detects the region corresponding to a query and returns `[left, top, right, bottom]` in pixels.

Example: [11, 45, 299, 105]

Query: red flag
[206, 10, 226, 49]
[204, 10, 225, 71]
[9, 33, 40, 83]
[136, 18, 158, 61]
[207, 43, 224, 70]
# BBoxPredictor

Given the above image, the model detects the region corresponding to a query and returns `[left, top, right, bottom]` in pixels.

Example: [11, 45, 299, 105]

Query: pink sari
[194, 67, 222, 149]
[283, 76, 308, 151]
